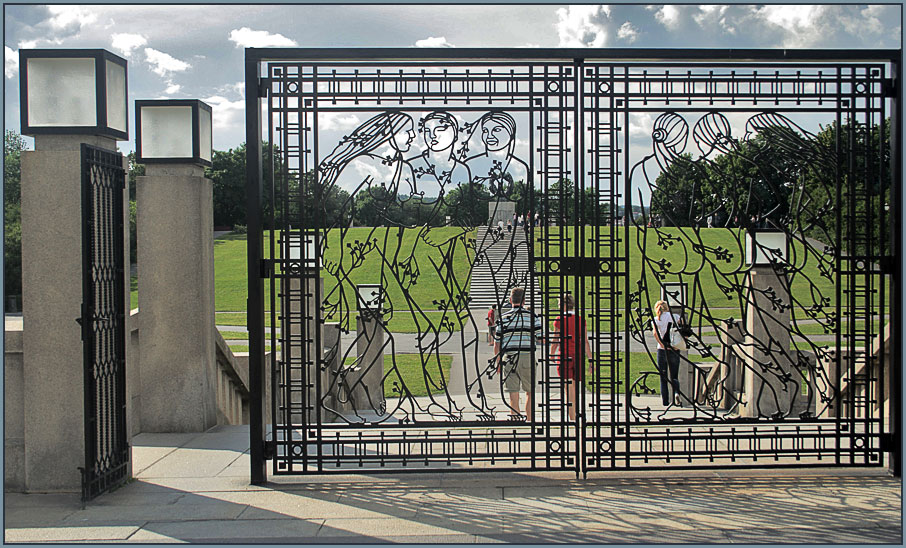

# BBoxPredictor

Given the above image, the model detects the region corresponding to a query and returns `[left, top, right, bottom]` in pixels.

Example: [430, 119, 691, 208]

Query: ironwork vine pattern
[258, 57, 892, 474]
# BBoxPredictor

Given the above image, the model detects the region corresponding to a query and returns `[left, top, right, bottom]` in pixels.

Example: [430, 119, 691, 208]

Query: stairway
[469, 225, 535, 310]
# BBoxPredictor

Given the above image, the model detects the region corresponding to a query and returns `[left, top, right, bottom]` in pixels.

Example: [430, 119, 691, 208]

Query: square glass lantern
[356, 284, 383, 311]
[745, 230, 788, 265]
[20, 49, 128, 140]
[660, 282, 687, 310]
[135, 99, 212, 166]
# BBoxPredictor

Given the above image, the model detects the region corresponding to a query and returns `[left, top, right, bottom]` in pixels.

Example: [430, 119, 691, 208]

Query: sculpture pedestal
[739, 267, 798, 418]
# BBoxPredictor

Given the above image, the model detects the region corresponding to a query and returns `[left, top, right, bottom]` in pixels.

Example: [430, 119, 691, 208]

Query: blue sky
[4, 3, 903, 154]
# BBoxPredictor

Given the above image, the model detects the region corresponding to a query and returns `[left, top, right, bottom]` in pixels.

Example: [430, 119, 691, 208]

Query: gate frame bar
[245, 47, 902, 485]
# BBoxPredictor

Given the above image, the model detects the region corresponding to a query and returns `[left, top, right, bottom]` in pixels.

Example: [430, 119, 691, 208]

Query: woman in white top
[652, 300, 682, 406]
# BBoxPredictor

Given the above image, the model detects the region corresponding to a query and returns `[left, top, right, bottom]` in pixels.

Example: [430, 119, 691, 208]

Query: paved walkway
[4, 426, 901, 544]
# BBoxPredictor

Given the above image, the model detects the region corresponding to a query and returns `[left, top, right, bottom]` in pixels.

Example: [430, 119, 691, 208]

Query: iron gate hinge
[879, 256, 895, 275]
[882, 78, 896, 98]
[264, 439, 276, 459]
[880, 433, 895, 451]
[257, 78, 270, 98]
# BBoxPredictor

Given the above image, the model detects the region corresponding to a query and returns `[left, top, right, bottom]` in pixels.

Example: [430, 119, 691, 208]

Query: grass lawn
[345, 353, 453, 398]
[219, 331, 249, 340]
[129, 229, 885, 338]
[216, 310, 463, 333]
[227, 344, 271, 353]
[534, 226, 888, 312]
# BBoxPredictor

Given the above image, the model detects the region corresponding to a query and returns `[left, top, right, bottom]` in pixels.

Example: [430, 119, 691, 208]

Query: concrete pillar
[136, 164, 216, 432]
[283, 276, 324, 425]
[353, 313, 385, 415]
[740, 266, 798, 418]
[20, 135, 129, 491]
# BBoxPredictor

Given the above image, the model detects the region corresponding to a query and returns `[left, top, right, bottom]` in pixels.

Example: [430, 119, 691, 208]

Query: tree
[806, 118, 892, 257]
[4, 130, 27, 302]
[206, 144, 248, 229]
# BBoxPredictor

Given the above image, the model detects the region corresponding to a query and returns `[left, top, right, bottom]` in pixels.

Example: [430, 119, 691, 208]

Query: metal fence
[79, 144, 129, 500]
[245, 49, 900, 481]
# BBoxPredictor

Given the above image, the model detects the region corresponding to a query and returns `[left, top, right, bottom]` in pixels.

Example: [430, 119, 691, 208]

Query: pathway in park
[4, 426, 900, 543]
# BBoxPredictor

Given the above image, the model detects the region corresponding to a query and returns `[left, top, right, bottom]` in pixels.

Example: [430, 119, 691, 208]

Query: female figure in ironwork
[465, 111, 529, 198]
[316, 111, 433, 422]
[407, 111, 471, 202]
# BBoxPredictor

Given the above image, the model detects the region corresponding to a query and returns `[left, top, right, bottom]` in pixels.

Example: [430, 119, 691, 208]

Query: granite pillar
[136, 164, 216, 432]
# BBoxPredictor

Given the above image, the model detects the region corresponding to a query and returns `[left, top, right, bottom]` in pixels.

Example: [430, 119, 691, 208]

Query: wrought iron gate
[79, 144, 129, 500]
[246, 49, 900, 481]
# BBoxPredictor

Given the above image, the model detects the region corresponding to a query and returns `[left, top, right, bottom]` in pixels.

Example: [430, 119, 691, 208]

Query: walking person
[550, 293, 591, 421]
[487, 304, 498, 345]
[652, 300, 684, 406]
[494, 287, 543, 420]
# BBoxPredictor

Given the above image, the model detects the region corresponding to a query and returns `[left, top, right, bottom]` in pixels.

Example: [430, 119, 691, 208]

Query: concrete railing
[213, 330, 250, 425]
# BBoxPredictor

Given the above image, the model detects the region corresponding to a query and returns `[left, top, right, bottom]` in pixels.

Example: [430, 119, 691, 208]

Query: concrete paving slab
[128, 518, 324, 543]
[317, 516, 467, 538]
[4, 526, 140, 542]
[59, 497, 247, 526]
[4, 492, 80, 508]
[125, 476, 267, 493]
[181, 431, 250, 452]
[216, 452, 251, 477]
[131, 432, 201, 448]
[137, 448, 244, 478]
[205, 489, 421, 521]
[3, 504, 80, 528]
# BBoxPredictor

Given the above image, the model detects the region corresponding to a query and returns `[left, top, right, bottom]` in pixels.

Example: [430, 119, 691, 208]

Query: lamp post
[135, 98, 220, 432]
[20, 49, 128, 142]
[17, 49, 129, 492]
[741, 228, 797, 418]
[136, 99, 212, 166]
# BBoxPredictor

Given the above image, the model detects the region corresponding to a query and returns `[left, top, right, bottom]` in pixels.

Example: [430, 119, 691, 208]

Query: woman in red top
[550, 294, 591, 421]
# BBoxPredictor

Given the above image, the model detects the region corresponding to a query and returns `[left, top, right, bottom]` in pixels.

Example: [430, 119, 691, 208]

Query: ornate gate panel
[246, 49, 899, 478]
[79, 144, 129, 500]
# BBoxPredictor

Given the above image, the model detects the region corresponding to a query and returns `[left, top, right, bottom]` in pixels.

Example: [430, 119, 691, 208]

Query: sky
[4, 3, 902, 157]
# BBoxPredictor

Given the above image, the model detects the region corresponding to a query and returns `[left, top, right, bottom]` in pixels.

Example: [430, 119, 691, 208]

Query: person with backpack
[652, 300, 686, 406]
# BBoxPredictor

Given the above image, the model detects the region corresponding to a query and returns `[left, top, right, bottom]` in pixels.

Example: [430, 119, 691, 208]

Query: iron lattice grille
[254, 53, 896, 475]
[80, 144, 128, 500]
[584, 61, 891, 469]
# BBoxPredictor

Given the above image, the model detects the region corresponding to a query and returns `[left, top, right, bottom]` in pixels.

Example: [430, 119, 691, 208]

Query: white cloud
[556, 5, 611, 47]
[318, 113, 361, 131]
[414, 36, 455, 48]
[204, 95, 244, 130]
[655, 5, 681, 30]
[617, 22, 639, 44]
[46, 6, 98, 31]
[228, 27, 297, 48]
[5, 47, 18, 79]
[164, 82, 181, 95]
[756, 5, 819, 31]
[17, 40, 38, 50]
[628, 113, 654, 138]
[144, 48, 191, 77]
[111, 33, 147, 58]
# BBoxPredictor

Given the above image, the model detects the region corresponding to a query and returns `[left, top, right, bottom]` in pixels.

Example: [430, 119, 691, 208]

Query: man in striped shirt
[494, 287, 543, 420]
